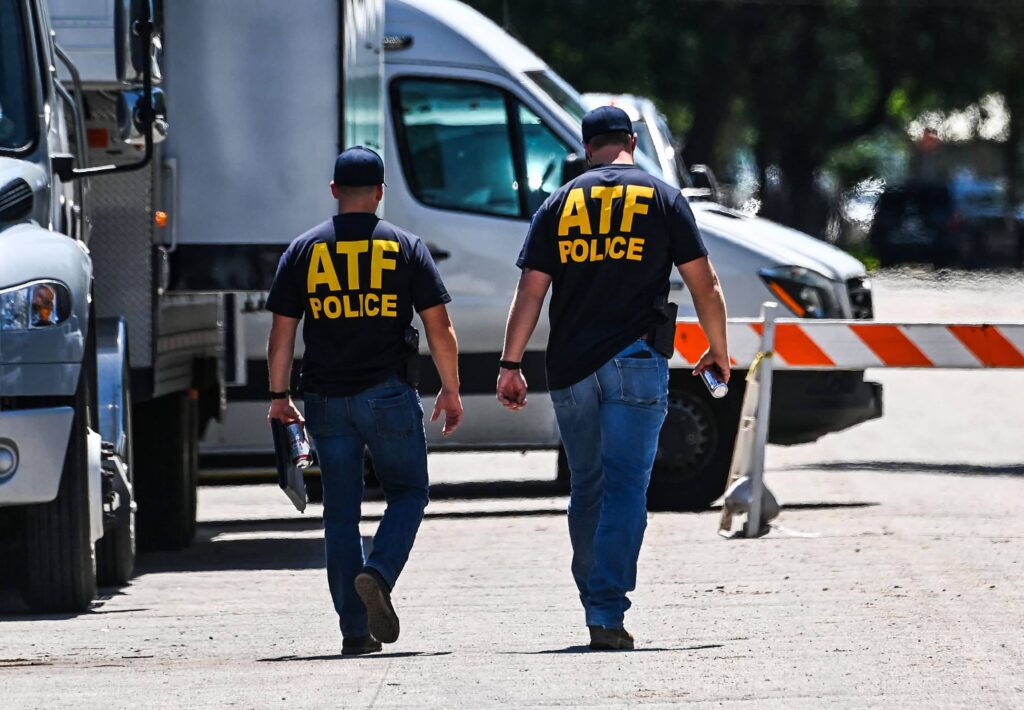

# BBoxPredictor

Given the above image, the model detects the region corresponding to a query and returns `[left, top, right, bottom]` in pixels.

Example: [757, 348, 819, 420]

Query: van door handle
[426, 243, 451, 262]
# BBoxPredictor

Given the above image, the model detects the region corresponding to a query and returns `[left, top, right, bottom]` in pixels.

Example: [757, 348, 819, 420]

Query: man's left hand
[496, 369, 528, 410]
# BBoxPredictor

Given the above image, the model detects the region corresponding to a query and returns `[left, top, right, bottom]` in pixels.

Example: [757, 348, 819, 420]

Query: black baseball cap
[333, 146, 385, 186]
[581, 106, 633, 143]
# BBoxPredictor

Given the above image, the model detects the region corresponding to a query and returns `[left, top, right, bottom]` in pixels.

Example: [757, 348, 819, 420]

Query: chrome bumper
[0, 407, 74, 505]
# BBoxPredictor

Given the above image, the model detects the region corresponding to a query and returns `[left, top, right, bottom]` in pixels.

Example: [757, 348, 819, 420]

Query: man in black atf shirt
[266, 146, 462, 656]
[497, 107, 730, 650]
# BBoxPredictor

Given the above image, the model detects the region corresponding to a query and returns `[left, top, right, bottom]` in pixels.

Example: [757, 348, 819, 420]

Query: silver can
[285, 422, 312, 469]
[700, 367, 729, 399]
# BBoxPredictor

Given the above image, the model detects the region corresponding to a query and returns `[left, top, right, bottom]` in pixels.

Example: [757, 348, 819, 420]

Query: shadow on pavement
[507, 643, 725, 655]
[783, 461, 1024, 477]
[138, 535, 326, 574]
[258, 651, 452, 662]
[0, 590, 140, 619]
[378, 479, 566, 501]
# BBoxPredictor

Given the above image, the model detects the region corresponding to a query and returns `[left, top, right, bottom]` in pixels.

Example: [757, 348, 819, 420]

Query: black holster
[399, 326, 420, 387]
[646, 297, 678, 358]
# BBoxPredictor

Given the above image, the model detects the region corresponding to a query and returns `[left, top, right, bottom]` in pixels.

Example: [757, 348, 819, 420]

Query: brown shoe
[341, 634, 382, 656]
[588, 625, 635, 650]
[355, 569, 400, 644]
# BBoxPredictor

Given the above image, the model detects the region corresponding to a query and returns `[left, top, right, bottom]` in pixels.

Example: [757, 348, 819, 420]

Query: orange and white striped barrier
[671, 320, 1024, 370]
[691, 303, 1024, 539]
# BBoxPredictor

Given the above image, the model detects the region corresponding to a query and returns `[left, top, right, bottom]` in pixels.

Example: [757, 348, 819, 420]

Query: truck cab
[1, 0, 224, 612]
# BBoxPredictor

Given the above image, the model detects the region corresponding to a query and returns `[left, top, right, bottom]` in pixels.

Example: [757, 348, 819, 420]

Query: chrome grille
[0, 180, 32, 223]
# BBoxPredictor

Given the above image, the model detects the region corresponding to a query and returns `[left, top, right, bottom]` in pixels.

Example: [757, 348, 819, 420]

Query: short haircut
[335, 184, 380, 200]
[586, 131, 632, 151]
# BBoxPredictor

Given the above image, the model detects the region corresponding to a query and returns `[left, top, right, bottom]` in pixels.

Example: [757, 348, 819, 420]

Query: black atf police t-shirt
[517, 163, 706, 390]
[266, 213, 450, 396]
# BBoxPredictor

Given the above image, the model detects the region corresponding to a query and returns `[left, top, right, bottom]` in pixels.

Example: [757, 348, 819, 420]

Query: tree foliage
[465, 0, 1021, 235]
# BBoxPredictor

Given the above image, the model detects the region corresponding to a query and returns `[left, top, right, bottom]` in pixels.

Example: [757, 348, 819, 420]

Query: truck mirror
[114, 0, 155, 84]
[117, 88, 168, 146]
[562, 153, 588, 185]
[51, 154, 76, 182]
[690, 164, 721, 203]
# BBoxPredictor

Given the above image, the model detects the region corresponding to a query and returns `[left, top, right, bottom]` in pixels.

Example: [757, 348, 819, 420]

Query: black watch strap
[499, 359, 521, 370]
[270, 390, 290, 400]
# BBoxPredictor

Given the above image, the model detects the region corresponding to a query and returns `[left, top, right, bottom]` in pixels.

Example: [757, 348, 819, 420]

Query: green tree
[465, 0, 1015, 237]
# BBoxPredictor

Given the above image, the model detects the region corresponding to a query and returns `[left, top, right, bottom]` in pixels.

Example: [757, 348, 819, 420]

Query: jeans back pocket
[368, 390, 415, 439]
[614, 358, 665, 405]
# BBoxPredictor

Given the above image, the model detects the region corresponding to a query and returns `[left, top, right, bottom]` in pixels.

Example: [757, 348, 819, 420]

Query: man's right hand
[692, 348, 731, 384]
[268, 398, 304, 425]
[431, 388, 463, 437]
[496, 369, 528, 410]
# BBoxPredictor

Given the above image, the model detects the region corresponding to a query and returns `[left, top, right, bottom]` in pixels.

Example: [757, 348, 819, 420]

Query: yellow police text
[558, 184, 655, 237]
[305, 239, 400, 319]
[309, 292, 398, 320]
[557, 235, 645, 264]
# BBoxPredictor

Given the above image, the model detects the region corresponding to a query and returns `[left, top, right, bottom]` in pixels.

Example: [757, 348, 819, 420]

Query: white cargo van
[201, 0, 882, 509]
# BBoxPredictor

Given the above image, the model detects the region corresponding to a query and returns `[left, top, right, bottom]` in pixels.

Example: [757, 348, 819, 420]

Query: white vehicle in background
[198, 0, 882, 510]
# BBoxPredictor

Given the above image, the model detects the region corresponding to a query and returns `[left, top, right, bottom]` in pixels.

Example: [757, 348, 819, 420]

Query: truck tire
[134, 392, 198, 551]
[96, 355, 135, 586]
[648, 377, 742, 511]
[21, 375, 97, 612]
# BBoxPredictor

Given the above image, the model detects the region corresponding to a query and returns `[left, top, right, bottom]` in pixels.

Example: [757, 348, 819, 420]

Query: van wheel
[21, 373, 97, 612]
[648, 378, 742, 511]
[97, 354, 135, 586]
[134, 392, 198, 551]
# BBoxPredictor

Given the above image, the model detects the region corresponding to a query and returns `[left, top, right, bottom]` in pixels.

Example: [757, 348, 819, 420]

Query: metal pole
[746, 302, 777, 538]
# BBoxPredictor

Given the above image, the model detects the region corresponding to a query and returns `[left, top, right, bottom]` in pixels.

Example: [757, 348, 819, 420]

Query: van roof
[385, 0, 548, 74]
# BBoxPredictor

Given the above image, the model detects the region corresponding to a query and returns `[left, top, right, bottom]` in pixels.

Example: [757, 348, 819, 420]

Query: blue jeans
[304, 377, 429, 639]
[551, 339, 668, 629]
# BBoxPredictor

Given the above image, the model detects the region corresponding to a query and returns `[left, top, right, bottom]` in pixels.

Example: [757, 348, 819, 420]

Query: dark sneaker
[354, 568, 400, 644]
[588, 625, 635, 651]
[341, 634, 382, 656]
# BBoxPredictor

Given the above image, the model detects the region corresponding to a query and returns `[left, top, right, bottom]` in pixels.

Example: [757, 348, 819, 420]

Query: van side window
[393, 79, 519, 218]
[517, 104, 570, 214]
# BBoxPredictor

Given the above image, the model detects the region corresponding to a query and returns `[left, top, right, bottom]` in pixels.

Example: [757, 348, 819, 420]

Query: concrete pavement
[2, 268, 1023, 708]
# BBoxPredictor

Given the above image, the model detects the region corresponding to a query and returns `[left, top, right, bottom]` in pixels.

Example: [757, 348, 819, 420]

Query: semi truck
[0, 0, 224, 612]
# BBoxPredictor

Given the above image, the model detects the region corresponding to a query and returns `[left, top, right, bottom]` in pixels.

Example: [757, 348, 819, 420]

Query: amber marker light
[766, 281, 806, 317]
[155, 211, 169, 228]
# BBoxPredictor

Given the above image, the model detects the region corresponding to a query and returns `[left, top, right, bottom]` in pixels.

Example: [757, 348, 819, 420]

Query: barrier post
[745, 302, 777, 538]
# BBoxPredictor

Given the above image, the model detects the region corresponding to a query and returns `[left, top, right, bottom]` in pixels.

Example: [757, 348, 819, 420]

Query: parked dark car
[870, 179, 1023, 267]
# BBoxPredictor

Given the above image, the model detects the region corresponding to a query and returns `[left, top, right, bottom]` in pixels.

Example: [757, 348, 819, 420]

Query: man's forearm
[267, 321, 297, 392]
[501, 284, 546, 362]
[425, 322, 460, 392]
[691, 284, 728, 356]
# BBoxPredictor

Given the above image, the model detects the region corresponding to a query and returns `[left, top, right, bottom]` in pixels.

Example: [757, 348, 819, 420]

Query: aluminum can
[700, 367, 729, 399]
[285, 422, 312, 469]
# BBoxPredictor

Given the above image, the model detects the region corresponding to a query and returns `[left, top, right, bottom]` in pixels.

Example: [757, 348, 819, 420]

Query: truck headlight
[758, 266, 841, 318]
[0, 281, 72, 330]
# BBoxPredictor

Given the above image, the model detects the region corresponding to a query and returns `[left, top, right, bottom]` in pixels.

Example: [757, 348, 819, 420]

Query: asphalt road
[1, 269, 1022, 708]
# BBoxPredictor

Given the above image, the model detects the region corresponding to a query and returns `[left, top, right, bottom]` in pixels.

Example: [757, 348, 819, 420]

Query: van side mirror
[690, 164, 720, 203]
[114, 0, 155, 84]
[562, 153, 588, 185]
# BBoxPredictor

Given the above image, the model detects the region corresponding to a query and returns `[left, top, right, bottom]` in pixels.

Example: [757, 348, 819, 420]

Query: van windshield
[0, 0, 36, 152]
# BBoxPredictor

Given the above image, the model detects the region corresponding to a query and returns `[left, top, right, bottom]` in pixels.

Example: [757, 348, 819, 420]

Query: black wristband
[269, 390, 290, 400]
[499, 360, 521, 370]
